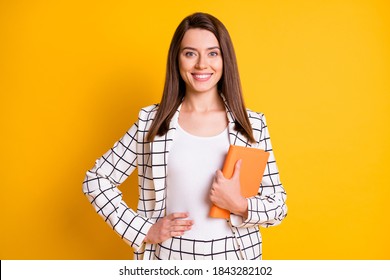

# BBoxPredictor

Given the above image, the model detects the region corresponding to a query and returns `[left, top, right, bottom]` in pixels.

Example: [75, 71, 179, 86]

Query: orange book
[209, 145, 270, 219]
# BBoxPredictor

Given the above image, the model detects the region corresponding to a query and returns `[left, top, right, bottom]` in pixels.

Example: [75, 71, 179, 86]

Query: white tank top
[166, 123, 233, 240]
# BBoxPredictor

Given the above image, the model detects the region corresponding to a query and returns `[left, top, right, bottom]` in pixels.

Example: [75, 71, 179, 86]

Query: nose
[195, 55, 207, 69]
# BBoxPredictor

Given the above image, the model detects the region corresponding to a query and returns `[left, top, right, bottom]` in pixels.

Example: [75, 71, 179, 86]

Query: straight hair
[146, 12, 256, 143]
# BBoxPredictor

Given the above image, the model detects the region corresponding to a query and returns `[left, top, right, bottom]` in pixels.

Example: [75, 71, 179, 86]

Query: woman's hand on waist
[143, 212, 194, 244]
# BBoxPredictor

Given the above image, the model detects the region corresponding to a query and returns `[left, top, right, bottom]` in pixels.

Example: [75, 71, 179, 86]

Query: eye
[209, 51, 219, 57]
[184, 51, 196, 57]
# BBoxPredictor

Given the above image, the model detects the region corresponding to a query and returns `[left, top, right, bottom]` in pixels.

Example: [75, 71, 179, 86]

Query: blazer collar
[220, 94, 252, 147]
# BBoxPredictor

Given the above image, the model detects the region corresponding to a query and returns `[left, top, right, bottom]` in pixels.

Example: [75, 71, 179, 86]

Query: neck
[182, 90, 224, 113]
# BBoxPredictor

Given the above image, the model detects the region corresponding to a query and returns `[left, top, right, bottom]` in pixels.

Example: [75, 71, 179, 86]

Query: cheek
[179, 59, 192, 76]
[179, 56, 193, 69]
[218, 63, 223, 74]
[178, 60, 188, 80]
[213, 58, 223, 72]
[214, 60, 223, 77]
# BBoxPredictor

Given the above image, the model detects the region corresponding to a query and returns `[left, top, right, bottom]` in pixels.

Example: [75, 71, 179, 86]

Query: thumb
[232, 159, 242, 180]
[215, 169, 225, 181]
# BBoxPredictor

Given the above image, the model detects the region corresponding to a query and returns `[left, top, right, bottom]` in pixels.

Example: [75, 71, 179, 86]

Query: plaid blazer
[82, 97, 287, 260]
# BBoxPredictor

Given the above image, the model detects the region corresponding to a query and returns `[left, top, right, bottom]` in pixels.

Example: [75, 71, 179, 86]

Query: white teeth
[194, 74, 211, 79]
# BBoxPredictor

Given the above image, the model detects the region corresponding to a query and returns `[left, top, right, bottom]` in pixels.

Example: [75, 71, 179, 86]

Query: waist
[166, 205, 232, 239]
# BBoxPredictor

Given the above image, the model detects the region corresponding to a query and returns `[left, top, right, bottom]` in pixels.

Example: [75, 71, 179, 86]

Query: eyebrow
[181, 46, 220, 51]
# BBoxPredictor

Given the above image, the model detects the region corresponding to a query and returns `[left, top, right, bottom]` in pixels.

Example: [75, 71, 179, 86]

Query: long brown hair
[146, 12, 255, 143]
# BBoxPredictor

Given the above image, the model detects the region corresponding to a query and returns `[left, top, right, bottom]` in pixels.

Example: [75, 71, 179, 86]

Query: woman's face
[178, 28, 223, 96]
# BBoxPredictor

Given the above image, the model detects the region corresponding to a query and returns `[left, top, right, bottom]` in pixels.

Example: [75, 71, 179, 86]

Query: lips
[191, 73, 213, 81]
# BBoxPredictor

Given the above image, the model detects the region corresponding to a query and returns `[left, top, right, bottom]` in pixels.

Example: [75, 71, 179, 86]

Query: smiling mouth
[192, 73, 213, 81]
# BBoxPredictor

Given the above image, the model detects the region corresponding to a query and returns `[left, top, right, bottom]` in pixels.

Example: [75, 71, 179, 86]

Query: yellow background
[1, 0, 389, 260]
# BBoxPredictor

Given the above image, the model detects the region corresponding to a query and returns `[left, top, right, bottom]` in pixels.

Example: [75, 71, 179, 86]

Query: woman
[83, 12, 287, 260]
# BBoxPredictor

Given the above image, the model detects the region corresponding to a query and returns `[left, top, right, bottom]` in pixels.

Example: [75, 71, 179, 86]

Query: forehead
[180, 28, 220, 48]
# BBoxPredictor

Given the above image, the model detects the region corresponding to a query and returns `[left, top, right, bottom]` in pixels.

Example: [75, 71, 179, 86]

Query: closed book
[209, 145, 270, 219]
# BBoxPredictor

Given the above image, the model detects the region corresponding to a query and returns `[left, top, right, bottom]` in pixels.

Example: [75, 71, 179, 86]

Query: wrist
[234, 197, 248, 218]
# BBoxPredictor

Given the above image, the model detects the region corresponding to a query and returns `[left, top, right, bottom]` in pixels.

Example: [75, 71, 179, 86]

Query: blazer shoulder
[138, 104, 159, 121]
[245, 109, 267, 144]
[139, 103, 159, 115]
[246, 108, 266, 128]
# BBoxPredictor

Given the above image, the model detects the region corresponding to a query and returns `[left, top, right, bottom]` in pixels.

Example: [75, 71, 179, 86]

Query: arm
[82, 121, 153, 251]
[230, 113, 287, 228]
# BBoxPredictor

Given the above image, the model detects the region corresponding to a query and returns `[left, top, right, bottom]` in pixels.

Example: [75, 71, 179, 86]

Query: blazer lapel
[150, 104, 181, 196]
[221, 94, 253, 148]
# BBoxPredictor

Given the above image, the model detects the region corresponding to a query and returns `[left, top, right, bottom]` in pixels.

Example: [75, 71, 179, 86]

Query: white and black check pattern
[82, 95, 287, 260]
[155, 236, 242, 260]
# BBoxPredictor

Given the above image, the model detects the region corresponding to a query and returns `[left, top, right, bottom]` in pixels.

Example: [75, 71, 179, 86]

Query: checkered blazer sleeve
[232, 113, 287, 228]
[82, 119, 153, 252]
